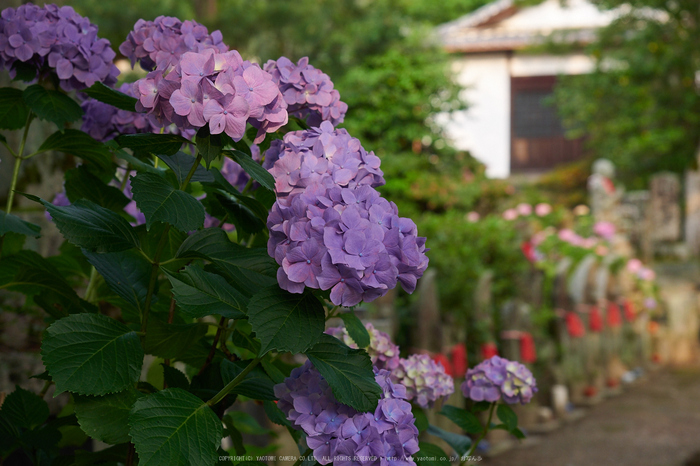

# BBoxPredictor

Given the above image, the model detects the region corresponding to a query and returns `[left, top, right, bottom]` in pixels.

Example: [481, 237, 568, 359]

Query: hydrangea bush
[0, 5, 531, 465]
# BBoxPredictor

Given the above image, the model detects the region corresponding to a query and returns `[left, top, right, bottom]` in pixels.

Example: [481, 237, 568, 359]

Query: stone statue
[588, 158, 623, 224]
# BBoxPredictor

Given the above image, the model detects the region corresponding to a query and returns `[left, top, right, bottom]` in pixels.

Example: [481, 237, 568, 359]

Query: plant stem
[84, 267, 99, 302]
[6, 114, 34, 214]
[325, 305, 340, 321]
[293, 448, 313, 466]
[163, 298, 176, 370]
[206, 357, 261, 406]
[181, 153, 203, 190]
[463, 402, 496, 463]
[198, 316, 227, 376]
[39, 380, 53, 398]
[125, 443, 135, 466]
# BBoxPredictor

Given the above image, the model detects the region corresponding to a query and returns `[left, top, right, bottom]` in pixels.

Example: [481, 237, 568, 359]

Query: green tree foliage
[554, 0, 700, 186]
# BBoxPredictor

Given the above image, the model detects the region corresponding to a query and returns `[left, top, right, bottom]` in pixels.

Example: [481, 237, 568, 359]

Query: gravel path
[485, 367, 700, 466]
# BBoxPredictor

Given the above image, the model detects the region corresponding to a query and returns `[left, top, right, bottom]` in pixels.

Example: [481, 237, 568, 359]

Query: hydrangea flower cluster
[461, 356, 537, 405]
[390, 354, 454, 409]
[264, 56, 348, 127]
[132, 49, 287, 143]
[326, 322, 400, 371]
[274, 361, 419, 466]
[266, 122, 428, 307]
[0, 3, 119, 90]
[119, 16, 227, 71]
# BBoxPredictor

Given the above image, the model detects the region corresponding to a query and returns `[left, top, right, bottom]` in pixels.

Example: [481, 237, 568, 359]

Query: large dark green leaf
[117, 133, 189, 156]
[83, 249, 153, 312]
[0, 210, 40, 237]
[176, 228, 277, 293]
[0, 87, 30, 130]
[415, 442, 451, 466]
[28, 196, 139, 252]
[440, 405, 483, 434]
[220, 359, 276, 401]
[207, 191, 266, 236]
[129, 388, 222, 466]
[82, 82, 137, 111]
[38, 129, 112, 173]
[305, 334, 381, 412]
[248, 286, 325, 356]
[23, 84, 83, 128]
[64, 166, 130, 212]
[196, 127, 222, 168]
[496, 403, 518, 433]
[157, 151, 214, 185]
[130, 172, 205, 232]
[74, 387, 143, 445]
[144, 317, 207, 360]
[165, 266, 247, 319]
[223, 149, 275, 192]
[209, 168, 269, 221]
[41, 313, 144, 395]
[0, 386, 49, 430]
[339, 312, 370, 348]
[162, 364, 190, 390]
[426, 424, 472, 456]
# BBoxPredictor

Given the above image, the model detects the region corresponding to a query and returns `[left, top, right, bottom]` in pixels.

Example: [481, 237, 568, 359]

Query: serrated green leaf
[130, 388, 222, 466]
[41, 313, 144, 395]
[415, 442, 451, 466]
[248, 286, 325, 356]
[208, 191, 266, 236]
[130, 172, 205, 232]
[82, 82, 137, 111]
[176, 228, 277, 292]
[83, 249, 153, 312]
[339, 312, 370, 348]
[496, 403, 518, 433]
[117, 133, 189, 156]
[224, 150, 275, 192]
[162, 364, 190, 390]
[220, 359, 276, 401]
[0, 210, 41, 237]
[263, 400, 291, 428]
[209, 168, 269, 221]
[11, 61, 36, 82]
[38, 129, 112, 174]
[426, 424, 472, 456]
[440, 405, 483, 434]
[0, 413, 20, 456]
[260, 359, 286, 384]
[137, 222, 187, 270]
[165, 266, 247, 319]
[0, 386, 49, 430]
[305, 334, 381, 412]
[157, 151, 214, 185]
[0, 87, 29, 130]
[74, 387, 143, 444]
[196, 127, 222, 168]
[144, 317, 207, 360]
[64, 166, 130, 212]
[28, 196, 139, 252]
[23, 84, 83, 128]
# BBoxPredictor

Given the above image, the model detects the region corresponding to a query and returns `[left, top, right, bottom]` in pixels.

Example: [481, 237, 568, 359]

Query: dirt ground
[484, 367, 700, 466]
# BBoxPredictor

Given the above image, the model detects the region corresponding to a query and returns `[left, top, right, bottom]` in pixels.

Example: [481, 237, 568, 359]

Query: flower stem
[293, 448, 313, 466]
[463, 402, 496, 463]
[206, 357, 261, 406]
[6, 114, 34, 214]
[84, 266, 100, 302]
[198, 316, 227, 376]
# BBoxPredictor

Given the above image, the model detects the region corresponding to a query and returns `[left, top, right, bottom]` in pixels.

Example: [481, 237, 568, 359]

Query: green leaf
[137, 222, 187, 271]
[209, 168, 269, 221]
[339, 312, 370, 348]
[129, 388, 222, 466]
[225, 411, 270, 436]
[224, 149, 275, 192]
[415, 442, 451, 466]
[220, 359, 276, 401]
[305, 334, 381, 412]
[162, 364, 190, 390]
[23, 84, 83, 128]
[64, 166, 130, 212]
[260, 359, 286, 384]
[11, 61, 36, 82]
[117, 133, 189, 156]
[130, 172, 205, 232]
[248, 286, 325, 356]
[165, 266, 247, 319]
[440, 405, 483, 434]
[0, 87, 30, 130]
[223, 416, 246, 455]
[83, 249, 153, 312]
[82, 82, 137, 111]
[144, 317, 207, 360]
[157, 151, 214, 185]
[263, 400, 291, 428]
[413, 406, 429, 434]
[207, 191, 266, 236]
[38, 129, 112, 174]
[74, 387, 143, 445]
[41, 313, 144, 395]
[196, 127, 222, 168]
[426, 424, 472, 456]
[0, 386, 49, 430]
[176, 229, 277, 292]
[27, 196, 139, 252]
[0, 210, 41, 237]
[496, 404, 518, 433]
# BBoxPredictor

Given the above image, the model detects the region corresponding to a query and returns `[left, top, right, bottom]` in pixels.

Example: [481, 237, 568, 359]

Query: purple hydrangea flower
[274, 360, 419, 465]
[461, 356, 537, 405]
[132, 49, 287, 143]
[119, 15, 226, 71]
[0, 3, 119, 90]
[390, 354, 454, 409]
[326, 322, 400, 371]
[266, 123, 428, 307]
[264, 56, 348, 127]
